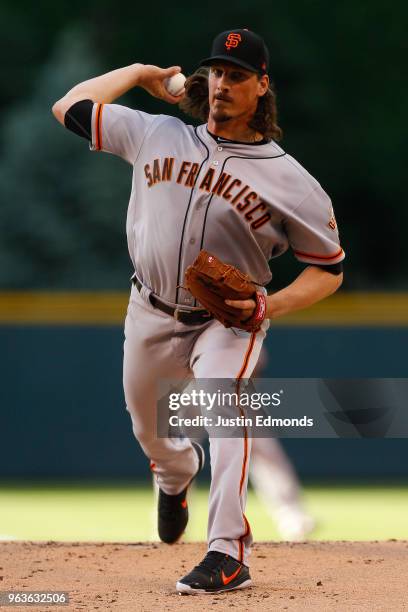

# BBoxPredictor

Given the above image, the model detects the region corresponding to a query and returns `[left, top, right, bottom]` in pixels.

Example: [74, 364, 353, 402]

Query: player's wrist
[266, 293, 293, 319]
[130, 63, 145, 87]
[265, 294, 278, 320]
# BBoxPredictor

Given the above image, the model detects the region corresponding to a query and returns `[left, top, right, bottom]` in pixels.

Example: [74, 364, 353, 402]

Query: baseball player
[52, 29, 344, 594]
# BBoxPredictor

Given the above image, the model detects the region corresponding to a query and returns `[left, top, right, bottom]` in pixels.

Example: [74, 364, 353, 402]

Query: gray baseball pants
[123, 283, 267, 565]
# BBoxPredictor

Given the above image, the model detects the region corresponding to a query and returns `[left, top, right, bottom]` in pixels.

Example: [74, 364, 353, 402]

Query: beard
[210, 107, 232, 123]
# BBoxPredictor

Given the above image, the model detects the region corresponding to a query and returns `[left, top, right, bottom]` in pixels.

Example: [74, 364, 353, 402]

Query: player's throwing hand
[137, 64, 185, 104]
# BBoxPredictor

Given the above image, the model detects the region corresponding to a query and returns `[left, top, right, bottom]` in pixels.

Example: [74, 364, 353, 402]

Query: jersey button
[213, 160, 219, 166]
[189, 238, 196, 244]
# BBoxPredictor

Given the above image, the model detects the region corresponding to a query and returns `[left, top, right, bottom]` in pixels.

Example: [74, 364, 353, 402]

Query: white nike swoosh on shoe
[175, 578, 252, 595]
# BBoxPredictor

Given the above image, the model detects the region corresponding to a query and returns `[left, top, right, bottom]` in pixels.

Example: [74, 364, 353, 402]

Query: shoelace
[194, 551, 228, 575]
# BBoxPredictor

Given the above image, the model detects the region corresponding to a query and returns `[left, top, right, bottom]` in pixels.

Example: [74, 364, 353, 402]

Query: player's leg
[250, 437, 315, 541]
[176, 321, 267, 594]
[123, 285, 199, 495]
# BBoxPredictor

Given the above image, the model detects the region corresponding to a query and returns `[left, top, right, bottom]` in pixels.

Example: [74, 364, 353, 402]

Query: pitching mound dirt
[0, 541, 407, 611]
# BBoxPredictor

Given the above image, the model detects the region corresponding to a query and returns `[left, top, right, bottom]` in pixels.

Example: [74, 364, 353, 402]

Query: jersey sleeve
[284, 184, 345, 266]
[89, 103, 157, 165]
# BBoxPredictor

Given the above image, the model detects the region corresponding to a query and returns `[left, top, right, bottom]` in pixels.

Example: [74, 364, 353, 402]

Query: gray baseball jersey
[90, 103, 344, 307]
[87, 101, 344, 565]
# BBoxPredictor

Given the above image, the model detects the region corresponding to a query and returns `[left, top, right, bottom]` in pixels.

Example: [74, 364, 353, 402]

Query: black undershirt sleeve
[313, 262, 343, 275]
[64, 99, 93, 141]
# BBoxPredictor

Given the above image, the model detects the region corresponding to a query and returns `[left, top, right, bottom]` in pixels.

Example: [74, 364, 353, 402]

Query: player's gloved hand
[226, 293, 267, 327]
[185, 250, 267, 333]
[137, 64, 185, 104]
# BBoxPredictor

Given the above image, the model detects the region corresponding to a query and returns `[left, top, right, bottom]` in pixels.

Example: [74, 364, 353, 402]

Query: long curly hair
[179, 67, 283, 142]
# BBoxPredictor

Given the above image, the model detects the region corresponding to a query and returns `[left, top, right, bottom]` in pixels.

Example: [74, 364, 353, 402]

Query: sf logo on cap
[225, 33, 242, 50]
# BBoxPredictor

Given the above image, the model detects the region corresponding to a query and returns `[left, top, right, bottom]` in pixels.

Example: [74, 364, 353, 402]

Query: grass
[0, 484, 407, 542]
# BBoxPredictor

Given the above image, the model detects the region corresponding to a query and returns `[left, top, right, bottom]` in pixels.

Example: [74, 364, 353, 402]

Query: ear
[257, 74, 269, 97]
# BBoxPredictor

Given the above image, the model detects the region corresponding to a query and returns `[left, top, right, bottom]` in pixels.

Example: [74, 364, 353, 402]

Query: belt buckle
[174, 307, 190, 321]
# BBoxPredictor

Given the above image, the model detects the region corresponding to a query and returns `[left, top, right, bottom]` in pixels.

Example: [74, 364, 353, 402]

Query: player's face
[208, 63, 269, 126]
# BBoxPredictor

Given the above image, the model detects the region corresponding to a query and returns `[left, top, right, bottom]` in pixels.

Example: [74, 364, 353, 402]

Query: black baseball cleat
[176, 551, 252, 594]
[158, 441, 205, 544]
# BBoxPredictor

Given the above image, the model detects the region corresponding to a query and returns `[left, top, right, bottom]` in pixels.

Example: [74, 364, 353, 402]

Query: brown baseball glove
[184, 250, 267, 332]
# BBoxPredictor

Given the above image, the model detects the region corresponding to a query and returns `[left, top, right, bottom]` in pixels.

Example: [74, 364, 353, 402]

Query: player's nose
[215, 73, 230, 90]
[215, 82, 230, 97]
[221, 78, 231, 90]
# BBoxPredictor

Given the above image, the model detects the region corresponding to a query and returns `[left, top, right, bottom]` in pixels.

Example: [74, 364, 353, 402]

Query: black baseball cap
[199, 29, 269, 75]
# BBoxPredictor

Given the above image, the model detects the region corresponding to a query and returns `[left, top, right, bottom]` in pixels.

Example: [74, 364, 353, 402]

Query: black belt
[132, 277, 213, 326]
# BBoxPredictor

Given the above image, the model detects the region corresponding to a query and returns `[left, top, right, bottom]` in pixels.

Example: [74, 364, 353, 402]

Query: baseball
[165, 72, 186, 96]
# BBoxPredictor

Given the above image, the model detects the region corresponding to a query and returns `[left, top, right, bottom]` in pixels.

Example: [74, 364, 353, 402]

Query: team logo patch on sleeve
[328, 206, 337, 231]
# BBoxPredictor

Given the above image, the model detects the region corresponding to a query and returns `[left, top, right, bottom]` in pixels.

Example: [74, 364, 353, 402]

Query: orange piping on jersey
[99, 103, 104, 150]
[94, 104, 100, 150]
[236, 331, 256, 380]
[236, 331, 256, 495]
[238, 513, 251, 563]
[235, 332, 256, 563]
[239, 432, 248, 495]
[95, 103, 104, 150]
[294, 247, 344, 261]
[238, 405, 249, 497]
